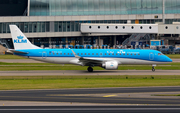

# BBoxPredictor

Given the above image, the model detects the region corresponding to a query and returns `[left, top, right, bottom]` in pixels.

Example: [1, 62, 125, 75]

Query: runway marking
[103, 95, 117, 97]
[1, 95, 180, 103]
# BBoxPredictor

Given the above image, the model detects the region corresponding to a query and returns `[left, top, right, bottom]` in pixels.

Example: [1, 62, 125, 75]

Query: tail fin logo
[14, 35, 27, 43]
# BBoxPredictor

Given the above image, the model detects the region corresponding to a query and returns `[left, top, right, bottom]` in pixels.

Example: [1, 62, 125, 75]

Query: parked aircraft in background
[9, 25, 172, 72]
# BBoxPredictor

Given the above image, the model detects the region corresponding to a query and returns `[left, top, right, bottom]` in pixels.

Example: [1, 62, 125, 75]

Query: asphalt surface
[0, 87, 180, 112]
[1, 70, 180, 76]
[0, 87, 180, 105]
[0, 106, 180, 113]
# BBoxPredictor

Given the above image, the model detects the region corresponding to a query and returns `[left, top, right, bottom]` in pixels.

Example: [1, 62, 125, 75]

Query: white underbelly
[30, 57, 79, 64]
[29, 57, 169, 65]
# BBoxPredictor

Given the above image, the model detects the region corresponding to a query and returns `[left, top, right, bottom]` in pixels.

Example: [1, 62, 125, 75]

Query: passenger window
[53, 53, 55, 55]
[85, 53, 86, 55]
[96, 53, 98, 55]
[64, 53, 66, 55]
[105, 53, 106, 55]
[88, 53, 90, 55]
[68, 53, 69, 55]
[131, 53, 132, 55]
[134, 53, 136, 55]
[71, 53, 72, 55]
[60, 53, 62, 55]
[116, 53, 118, 55]
[127, 53, 129, 55]
[112, 53, 114, 55]
[123, 54, 125, 55]
[138, 53, 140, 55]
[57, 53, 58, 55]
[109, 53, 110, 55]
[120, 53, 121, 55]
[92, 53, 94, 55]
[77, 53, 79, 55]
[100, 53, 102, 55]
[81, 53, 83, 55]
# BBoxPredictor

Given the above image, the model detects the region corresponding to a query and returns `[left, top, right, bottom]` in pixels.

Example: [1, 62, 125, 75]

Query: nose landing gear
[87, 67, 93, 72]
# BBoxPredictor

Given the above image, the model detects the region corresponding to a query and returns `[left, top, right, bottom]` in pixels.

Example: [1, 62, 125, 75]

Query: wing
[71, 50, 113, 66]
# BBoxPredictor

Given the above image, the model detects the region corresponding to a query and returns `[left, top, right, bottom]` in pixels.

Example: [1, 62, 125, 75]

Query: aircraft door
[42, 51, 47, 59]
[100, 52, 103, 57]
[149, 52, 154, 60]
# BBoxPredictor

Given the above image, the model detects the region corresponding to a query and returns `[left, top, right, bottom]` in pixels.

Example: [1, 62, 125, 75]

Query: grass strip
[0, 65, 180, 71]
[0, 62, 179, 66]
[166, 54, 180, 59]
[0, 75, 180, 90]
[0, 55, 26, 59]
[1, 75, 180, 79]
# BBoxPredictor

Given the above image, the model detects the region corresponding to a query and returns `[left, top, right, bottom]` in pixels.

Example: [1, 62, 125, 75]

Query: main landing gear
[87, 67, 93, 72]
[152, 66, 155, 72]
[152, 64, 156, 72]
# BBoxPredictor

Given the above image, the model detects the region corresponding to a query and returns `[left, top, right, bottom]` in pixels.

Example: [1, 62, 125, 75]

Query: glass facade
[30, 0, 180, 16]
[0, 20, 128, 33]
[1, 19, 180, 33]
[0, 22, 50, 33]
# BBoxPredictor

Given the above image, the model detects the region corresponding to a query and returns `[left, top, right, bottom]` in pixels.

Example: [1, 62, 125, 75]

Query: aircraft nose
[168, 58, 173, 62]
[166, 57, 172, 62]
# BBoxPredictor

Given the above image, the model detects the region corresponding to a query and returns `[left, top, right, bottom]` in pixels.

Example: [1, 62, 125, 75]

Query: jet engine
[102, 61, 118, 70]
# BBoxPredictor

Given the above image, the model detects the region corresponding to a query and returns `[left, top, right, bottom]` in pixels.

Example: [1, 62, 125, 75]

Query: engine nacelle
[102, 61, 118, 70]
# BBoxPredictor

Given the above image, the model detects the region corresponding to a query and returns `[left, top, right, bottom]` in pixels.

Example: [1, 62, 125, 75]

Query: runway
[0, 87, 180, 112]
[1, 70, 180, 76]
[0, 106, 180, 113]
[0, 87, 180, 105]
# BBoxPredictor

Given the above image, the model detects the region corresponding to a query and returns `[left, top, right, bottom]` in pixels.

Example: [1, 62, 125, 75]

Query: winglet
[71, 50, 81, 58]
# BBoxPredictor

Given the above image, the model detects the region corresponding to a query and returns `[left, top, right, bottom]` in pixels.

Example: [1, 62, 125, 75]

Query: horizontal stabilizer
[8, 49, 28, 54]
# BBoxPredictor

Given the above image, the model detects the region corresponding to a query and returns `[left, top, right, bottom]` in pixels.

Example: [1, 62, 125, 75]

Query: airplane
[8, 25, 172, 72]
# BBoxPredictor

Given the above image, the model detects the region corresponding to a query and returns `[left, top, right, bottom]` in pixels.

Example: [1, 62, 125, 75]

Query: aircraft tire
[152, 67, 155, 72]
[88, 67, 93, 72]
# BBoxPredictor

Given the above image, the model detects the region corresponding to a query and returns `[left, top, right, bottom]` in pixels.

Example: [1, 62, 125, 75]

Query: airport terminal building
[0, 0, 180, 49]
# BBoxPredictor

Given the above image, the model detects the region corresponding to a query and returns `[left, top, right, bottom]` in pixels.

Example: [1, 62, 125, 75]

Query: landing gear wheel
[87, 67, 93, 72]
[152, 67, 155, 72]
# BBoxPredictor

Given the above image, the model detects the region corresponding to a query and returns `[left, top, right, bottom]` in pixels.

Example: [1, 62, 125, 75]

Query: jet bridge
[80, 23, 180, 34]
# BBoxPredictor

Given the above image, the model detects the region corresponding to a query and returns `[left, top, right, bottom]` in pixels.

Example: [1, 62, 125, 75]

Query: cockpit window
[158, 53, 164, 56]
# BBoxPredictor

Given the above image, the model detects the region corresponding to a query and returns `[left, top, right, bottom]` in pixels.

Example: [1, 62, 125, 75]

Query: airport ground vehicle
[174, 48, 180, 54]
[159, 45, 174, 54]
